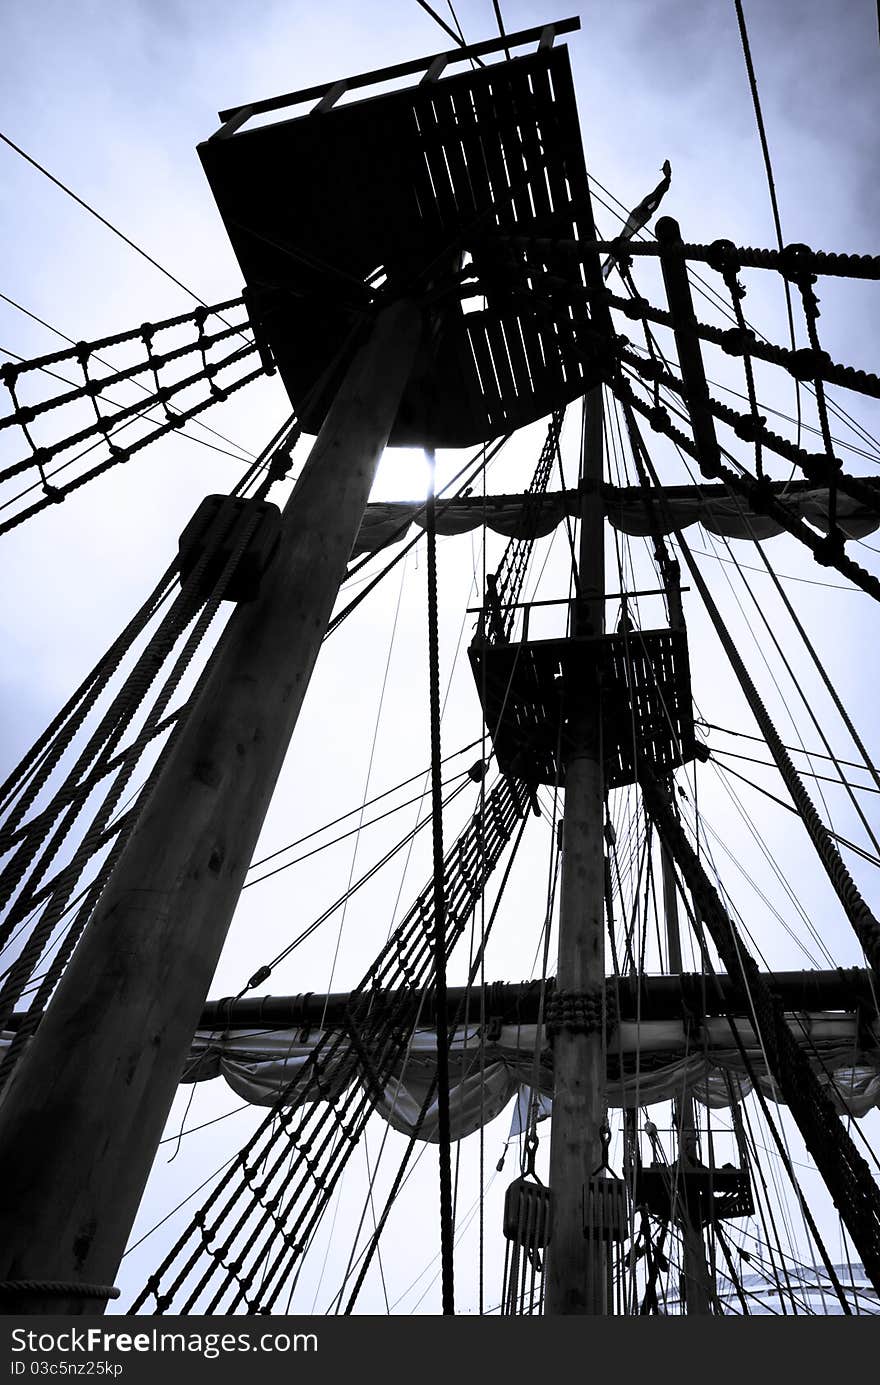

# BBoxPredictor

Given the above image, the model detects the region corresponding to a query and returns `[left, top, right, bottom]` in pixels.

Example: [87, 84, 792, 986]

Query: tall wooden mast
[545, 387, 608, 1314]
[0, 302, 421, 1314]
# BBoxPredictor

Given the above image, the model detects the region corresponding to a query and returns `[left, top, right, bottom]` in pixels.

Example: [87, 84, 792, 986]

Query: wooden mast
[545, 385, 608, 1314]
[0, 300, 421, 1315]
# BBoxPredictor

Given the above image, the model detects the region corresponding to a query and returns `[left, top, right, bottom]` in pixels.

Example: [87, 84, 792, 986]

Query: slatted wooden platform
[198, 31, 609, 447]
[635, 1164, 754, 1226]
[469, 629, 697, 788]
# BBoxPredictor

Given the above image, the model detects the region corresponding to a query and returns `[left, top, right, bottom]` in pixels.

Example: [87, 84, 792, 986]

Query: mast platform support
[0, 300, 421, 1315]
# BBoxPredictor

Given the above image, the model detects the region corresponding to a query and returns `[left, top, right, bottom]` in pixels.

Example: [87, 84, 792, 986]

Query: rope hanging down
[425, 449, 455, 1315]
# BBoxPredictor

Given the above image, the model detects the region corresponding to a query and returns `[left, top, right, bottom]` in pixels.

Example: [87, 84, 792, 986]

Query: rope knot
[732, 411, 766, 443]
[788, 345, 830, 380]
[780, 242, 817, 285]
[814, 530, 846, 567]
[705, 238, 740, 274]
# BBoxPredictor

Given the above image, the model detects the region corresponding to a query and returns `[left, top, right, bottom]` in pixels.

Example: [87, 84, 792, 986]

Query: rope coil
[544, 985, 619, 1038]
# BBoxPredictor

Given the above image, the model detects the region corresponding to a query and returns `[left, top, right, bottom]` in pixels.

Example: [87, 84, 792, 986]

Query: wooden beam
[215, 17, 581, 126]
[183, 968, 877, 1030]
[0, 300, 422, 1316]
[546, 386, 608, 1315]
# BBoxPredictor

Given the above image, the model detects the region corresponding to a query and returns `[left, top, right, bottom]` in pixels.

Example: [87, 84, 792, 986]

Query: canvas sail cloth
[351, 485, 880, 559]
[151, 1011, 880, 1143]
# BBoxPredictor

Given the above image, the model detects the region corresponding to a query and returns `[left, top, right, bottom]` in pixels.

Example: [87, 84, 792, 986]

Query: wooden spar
[4, 967, 868, 1032]
[545, 386, 608, 1315]
[181, 967, 875, 1029]
[215, 17, 581, 125]
[0, 300, 422, 1316]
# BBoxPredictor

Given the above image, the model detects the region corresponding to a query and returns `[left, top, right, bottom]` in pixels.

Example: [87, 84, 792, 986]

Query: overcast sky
[1, 0, 879, 1315]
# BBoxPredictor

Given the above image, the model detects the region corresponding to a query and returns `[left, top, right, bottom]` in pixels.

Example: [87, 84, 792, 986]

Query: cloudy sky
[1, 0, 879, 1315]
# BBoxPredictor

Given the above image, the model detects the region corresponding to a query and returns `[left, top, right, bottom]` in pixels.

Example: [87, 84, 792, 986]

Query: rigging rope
[477, 411, 565, 644]
[617, 342, 880, 511]
[0, 357, 265, 538]
[617, 381, 880, 603]
[641, 770, 880, 1293]
[582, 169, 880, 460]
[0, 291, 254, 460]
[425, 450, 455, 1315]
[0, 500, 268, 1063]
[0, 131, 250, 335]
[703, 721, 880, 785]
[342, 807, 530, 1315]
[730, 0, 802, 441]
[0, 426, 301, 1062]
[131, 772, 529, 1313]
[675, 524, 880, 975]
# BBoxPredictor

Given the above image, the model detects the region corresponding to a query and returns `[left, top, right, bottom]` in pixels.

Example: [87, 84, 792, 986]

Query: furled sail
[351, 482, 880, 558]
[115, 1009, 880, 1142]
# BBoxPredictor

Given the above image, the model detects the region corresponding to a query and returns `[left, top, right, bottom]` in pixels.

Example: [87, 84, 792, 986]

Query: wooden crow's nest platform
[198, 21, 609, 448]
[635, 1164, 754, 1227]
[469, 629, 697, 789]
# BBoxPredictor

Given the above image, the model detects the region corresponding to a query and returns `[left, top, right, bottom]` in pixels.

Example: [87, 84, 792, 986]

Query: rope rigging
[0, 495, 273, 1075]
[601, 361, 880, 1306]
[677, 519, 880, 975]
[243, 739, 482, 882]
[0, 306, 254, 464]
[498, 211, 880, 611]
[703, 720, 880, 785]
[476, 410, 565, 644]
[0, 384, 512, 1097]
[585, 170, 880, 461]
[130, 770, 530, 1313]
[341, 806, 531, 1316]
[0, 415, 306, 1060]
[425, 449, 456, 1315]
[642, 770, 880, 1293]
[0, 130, 251, 332]
[0, 297, 268, 534]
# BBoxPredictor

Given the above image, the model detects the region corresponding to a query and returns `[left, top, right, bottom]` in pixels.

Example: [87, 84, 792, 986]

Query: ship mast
[0, 302, 421, 1313]
[545, 387, 609, 1314]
